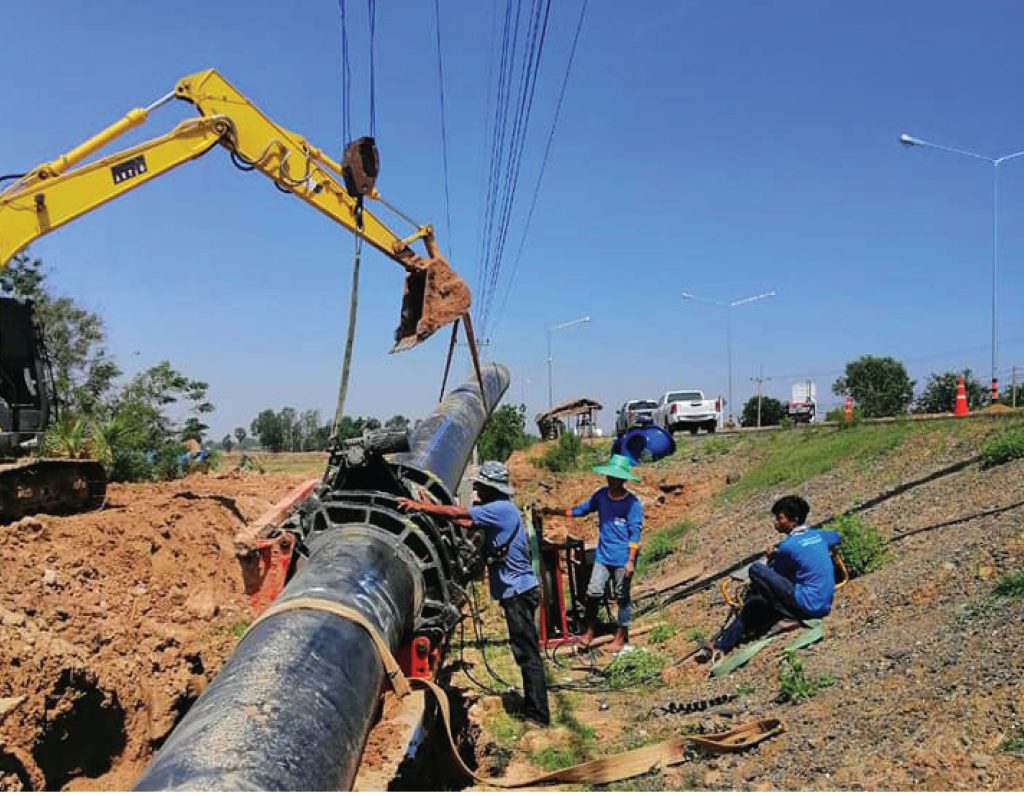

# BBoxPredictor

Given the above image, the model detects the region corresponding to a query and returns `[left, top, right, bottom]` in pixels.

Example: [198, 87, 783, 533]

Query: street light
[681, 290, 775, 425]
[900, 132, 1024, 402]
[547, 315, 590, 408]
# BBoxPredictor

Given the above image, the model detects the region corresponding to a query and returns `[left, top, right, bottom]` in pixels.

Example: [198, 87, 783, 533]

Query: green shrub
[777, 651, 835, 704]
[830, 513, 889, 577]
[981, 425, 1024, 468]
[604, 648, 664, 689]
[110, 449, 155, 483]
[532, 432, 600, 473]
[154, 442, 188, 480]
[648, 623, 678, 644]
[824, 406, 865, 424]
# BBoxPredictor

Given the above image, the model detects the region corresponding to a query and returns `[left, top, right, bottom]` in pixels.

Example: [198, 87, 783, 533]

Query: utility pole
[750, 366, 771, 427]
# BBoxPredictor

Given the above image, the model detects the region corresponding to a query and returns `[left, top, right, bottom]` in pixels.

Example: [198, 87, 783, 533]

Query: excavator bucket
[393, 255, 471, 352]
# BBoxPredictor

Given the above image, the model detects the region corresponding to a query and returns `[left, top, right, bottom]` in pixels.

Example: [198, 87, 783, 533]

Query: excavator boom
[0, 68, 470, 351]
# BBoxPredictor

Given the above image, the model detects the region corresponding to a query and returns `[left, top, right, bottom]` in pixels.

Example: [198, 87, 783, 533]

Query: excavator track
[0, 459, 107, 523]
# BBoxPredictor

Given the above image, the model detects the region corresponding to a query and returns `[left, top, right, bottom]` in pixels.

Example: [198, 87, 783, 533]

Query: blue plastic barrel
[611, 424, 676, 465]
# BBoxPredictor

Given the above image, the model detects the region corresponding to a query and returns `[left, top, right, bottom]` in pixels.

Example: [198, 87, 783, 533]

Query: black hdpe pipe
[134, 364, 509, 791]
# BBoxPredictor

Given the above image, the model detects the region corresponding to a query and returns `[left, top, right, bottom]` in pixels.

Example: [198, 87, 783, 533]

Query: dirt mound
[0, 470, 307, 791]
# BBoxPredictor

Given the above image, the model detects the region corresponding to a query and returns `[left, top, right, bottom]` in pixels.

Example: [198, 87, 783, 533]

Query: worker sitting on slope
[711, 495, 841, 657]
[398, 461, 551, 727]
[542, 454, 644, 655]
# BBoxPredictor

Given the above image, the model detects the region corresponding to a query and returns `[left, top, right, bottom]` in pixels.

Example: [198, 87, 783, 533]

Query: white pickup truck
[653, 390, 721, 434]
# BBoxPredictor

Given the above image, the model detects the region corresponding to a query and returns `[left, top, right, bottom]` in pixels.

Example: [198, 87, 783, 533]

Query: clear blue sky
[3, 1, 1024, 436]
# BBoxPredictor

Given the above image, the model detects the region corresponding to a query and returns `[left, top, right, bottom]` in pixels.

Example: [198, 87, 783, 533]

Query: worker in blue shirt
[398, 461, 550, 726]
[714, 495, 842, 655]
[543, 453, 643, 654]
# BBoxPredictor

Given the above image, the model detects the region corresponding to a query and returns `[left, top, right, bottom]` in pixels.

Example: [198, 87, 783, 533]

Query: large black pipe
[394, 363, 509, 494]
[134, 365, 509, 791]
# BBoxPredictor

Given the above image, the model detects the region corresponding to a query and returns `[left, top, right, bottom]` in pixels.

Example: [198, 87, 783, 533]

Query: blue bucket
[611, 425, 676, 465]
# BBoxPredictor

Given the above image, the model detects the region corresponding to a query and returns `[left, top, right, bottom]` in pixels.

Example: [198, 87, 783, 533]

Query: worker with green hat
[542, 453, 643, 654]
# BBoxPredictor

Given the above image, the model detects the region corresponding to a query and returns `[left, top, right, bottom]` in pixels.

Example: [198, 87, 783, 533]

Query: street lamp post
[546, 315, 590, 408]
[682, 290, 775, 425]
[899, 133, 1024, 402]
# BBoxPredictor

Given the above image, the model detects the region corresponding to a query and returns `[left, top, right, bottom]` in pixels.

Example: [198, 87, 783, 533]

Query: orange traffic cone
[843, 396, 853, 423]
[954, 376, 969, 417]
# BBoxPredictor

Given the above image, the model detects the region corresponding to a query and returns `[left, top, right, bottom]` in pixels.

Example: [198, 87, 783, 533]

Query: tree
[740, 395, 785, 427]
[113, 361, 215, 447]
[914, 369, 985, 414]
[384, 414, 411, 431]
[0, 253, 121, 415]
[251, 409, 284, 451]
[221, 434, 235, 452]
[477, 404, 533, 462]
[234, 427, 247, 447]
[832, 356, 914, 418]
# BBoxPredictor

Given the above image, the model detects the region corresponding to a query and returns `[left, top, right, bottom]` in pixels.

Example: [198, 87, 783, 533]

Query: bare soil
[0, 470, 309, 791]
[464, 418, 1024, 791]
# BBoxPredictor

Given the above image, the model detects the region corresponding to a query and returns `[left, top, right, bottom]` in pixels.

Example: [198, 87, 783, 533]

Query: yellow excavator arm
[0, 69, 470, 351]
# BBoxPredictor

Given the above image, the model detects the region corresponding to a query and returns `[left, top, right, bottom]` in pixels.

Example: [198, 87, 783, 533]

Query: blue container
[612, 424, 676, 465]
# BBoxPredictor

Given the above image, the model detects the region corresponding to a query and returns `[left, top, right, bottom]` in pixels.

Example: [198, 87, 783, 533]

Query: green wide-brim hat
[592, 453, 640, 482]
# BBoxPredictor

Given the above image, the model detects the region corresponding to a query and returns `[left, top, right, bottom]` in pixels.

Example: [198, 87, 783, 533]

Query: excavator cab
[0, 297, 50, 457]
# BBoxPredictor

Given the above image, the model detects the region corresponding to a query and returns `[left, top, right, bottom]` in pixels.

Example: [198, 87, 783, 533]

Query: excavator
[0, 68, 473, 521]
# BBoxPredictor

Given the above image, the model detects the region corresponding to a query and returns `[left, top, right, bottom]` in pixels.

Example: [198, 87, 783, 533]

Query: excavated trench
[32, 670, 126, 790]
[387, 687, 479, 791]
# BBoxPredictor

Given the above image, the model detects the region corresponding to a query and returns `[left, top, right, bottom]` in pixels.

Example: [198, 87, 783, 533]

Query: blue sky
[3, 1, 1024, 437]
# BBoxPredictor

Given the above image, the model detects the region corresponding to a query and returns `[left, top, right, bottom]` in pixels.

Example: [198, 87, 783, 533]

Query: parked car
[785, 381, 817, 424]
[653, 390, 721, 434]
[614, 399, 658, 436]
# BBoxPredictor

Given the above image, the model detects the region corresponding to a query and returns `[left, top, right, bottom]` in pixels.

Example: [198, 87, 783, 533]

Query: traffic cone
[954, 376, 969, 417]
[843, 396, 853, 423]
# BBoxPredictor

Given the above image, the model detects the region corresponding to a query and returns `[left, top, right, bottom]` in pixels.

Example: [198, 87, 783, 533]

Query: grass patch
[604, 648, 665, 690]
[959, 570, 1024, 622]
[998, 725, 1024, 756]
[723, 423, 913, 500]
[830, 513, 889, 577]
[777, 651, 835, 704]
[228, 620, 249, 639]
[981, 424, 1024, 467]
[993, 570, 1024, 600]
[637, 520, 693, 577]
[486, 711, 523, 747]
[684, 625, 709, 643]
[531, 744, 585, 771]
[648, 623, 678, 644]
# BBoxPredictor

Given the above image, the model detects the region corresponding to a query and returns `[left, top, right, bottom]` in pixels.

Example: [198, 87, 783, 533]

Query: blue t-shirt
[770, 527, 842, 617]
[571, 488, 643, 568]
[468, 499, 539, 602]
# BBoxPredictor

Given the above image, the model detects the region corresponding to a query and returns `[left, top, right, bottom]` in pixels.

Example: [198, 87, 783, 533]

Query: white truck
[786, 381, 817, 423]
[653, 390, 721, 434]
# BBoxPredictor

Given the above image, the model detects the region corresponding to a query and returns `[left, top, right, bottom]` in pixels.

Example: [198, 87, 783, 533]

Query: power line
[491, 0, 588, 333]
[368, 1, 378, 136]
[433, 0, 455, 261]
[338, 0, 352, 144]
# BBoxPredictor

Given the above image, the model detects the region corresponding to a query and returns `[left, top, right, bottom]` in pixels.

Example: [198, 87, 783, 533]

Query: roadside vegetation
[830, 514, 889, 578]
[637, 520, 694, 578]
[981, 424, 1024, 467]
[776, 651, 835, 704]
[722, 423, 913, 501]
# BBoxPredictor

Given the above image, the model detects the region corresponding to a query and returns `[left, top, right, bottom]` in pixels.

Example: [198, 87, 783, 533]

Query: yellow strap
[413, 676, 784, 788]
[244, 597, 411, 698]
[246, 598, 784, 788]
